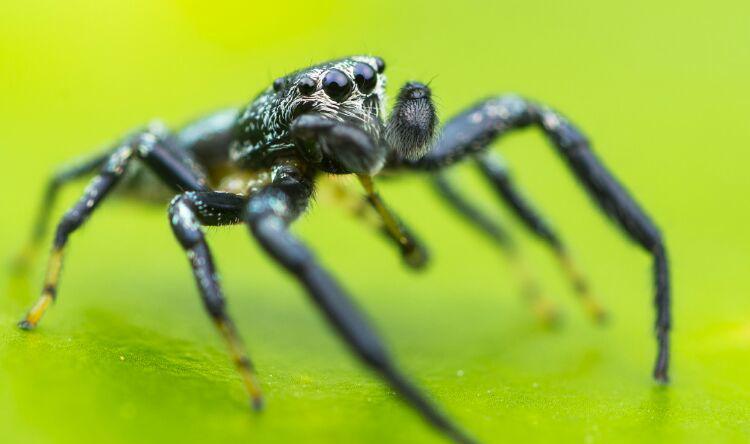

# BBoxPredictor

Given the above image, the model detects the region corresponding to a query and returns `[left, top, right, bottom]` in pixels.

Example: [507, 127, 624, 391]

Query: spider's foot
[18, 291, 54, 331]
[653, 359, 669, 384]
[403, 244, 429, 270]
[652, 328, 670, 384]
[568, 290, 609, 325]
[519, 278, 562, 328]
[238, 364, 265, 413]
[556, 251, 608, 325]
[580, 296, 609, 325]
[215, 318, 265, 412]
[17, 319, 36, 330]
[538, 306, 563, 329]
[530, 297, 562, 329]
[576, 282, 609, 325]
[250, 393, 265, 412]
[653, 370, 669, 385]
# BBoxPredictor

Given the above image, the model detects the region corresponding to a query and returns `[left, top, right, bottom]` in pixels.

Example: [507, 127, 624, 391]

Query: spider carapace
[12, 56, 670, 444]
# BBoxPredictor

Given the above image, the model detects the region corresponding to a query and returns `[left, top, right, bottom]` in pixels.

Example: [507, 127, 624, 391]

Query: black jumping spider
[12, 56, 670, 444]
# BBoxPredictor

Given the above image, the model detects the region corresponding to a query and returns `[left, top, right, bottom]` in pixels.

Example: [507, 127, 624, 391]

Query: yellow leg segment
[506, 250, 561, 327]
[556, 250, 608, 323]
[18, 247, 63, 330]
[215, 318, 264, 411]
[357, 175, 427, 267]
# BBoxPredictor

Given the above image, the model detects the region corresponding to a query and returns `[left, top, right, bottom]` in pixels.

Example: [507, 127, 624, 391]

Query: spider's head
[279, 55, 387, 132]
[265, 56, 390, 174]
[280, 56, 437, 173]
[233, 56, 435, 174]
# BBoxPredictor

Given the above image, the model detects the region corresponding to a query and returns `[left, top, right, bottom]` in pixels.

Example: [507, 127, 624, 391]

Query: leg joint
[54, 208, 86, 247]
[203, 292, 226, 317]
[249, 214, 312, 273]
[168, 194, 204, 249]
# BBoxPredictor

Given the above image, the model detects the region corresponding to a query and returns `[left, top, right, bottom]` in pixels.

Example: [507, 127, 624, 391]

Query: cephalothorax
[12, 56, 670, 444]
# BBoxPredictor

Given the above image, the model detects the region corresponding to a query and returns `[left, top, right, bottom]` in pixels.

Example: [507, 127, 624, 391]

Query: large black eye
[297, 76, 316, 95]
[322, 69, 352, 102]
[353, 63, 377, 94]
[374, 57, 386, 73]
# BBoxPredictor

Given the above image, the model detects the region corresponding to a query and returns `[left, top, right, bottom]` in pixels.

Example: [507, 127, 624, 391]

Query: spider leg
[402, 95, 670, 382]
[10, 151, 110, 275]
[356, 175, 429, 268]
[244, 164, 476, 444]
[432, 171, 561, 326]
[18, 127, 210, 330]
[319, 178, 429, 269]
[292, 114, 428, 268]
[168, 191, 264, 410]
[474, 152, 607, 323]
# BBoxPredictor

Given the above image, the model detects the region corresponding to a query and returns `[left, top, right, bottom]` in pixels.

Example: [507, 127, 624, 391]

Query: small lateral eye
[374, 57, 386, 74]
[273, 77, 285, 92]
[322, 69, 352, 102]
[297, 76, 317, 95]
[353, 63, 377, 94]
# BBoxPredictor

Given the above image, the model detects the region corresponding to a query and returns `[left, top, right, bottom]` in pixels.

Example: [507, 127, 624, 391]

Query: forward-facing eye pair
[296, 62, 378, 102]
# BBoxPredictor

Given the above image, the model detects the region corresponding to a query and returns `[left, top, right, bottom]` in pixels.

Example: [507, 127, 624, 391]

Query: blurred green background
[1, 1, 749, 443]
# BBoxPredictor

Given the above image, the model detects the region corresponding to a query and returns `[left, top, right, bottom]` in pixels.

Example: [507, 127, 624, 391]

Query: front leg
[243, 163, 475, 444]
[291, 110, 429, 268]
[319, 178, 429, 269]
[356, 175, 429, 268]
